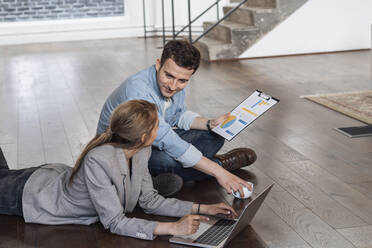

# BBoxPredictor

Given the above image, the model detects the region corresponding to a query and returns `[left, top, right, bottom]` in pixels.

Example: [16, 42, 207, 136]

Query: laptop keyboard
[194, 219, 236, 246]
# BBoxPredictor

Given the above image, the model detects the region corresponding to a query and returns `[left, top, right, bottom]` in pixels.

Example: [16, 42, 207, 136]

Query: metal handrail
[161, 0, 165, 45]
[174, 0, 223, 39]
[142, 0, 146, 38]
[142, 0, 248, 46]
[193, 0, 248, 43]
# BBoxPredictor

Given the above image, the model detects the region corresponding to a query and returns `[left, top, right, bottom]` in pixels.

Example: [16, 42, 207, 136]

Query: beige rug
[302, 90, 372, 124]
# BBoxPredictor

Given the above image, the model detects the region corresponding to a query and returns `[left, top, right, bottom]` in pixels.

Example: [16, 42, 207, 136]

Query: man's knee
[211, 132, 225, 149]
[203, 131, 225, 152]
[148, 148, 182, 175]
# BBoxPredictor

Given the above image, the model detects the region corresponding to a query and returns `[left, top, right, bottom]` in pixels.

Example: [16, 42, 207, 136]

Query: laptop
[169, 183, 274, 248]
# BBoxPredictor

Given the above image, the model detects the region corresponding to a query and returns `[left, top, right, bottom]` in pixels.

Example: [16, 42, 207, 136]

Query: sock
[0, 147, 9, 169]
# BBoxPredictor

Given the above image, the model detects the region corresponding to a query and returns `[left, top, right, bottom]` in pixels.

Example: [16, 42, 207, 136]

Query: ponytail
[69, 100, 158, 184]
[69, 130, 113, 184]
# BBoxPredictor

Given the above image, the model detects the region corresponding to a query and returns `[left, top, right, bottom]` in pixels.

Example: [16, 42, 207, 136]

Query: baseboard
[0, 27, 144, 46]
[0, 18, 204, 46]
[238, 49, 371, 60]
[0, 17, 149, 46]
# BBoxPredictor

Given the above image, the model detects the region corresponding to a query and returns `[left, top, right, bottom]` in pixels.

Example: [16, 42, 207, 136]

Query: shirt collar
[150, 65, 165, 100]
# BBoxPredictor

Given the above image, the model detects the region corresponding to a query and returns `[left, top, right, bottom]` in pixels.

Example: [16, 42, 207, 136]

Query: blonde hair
[69, 100, 158, 184]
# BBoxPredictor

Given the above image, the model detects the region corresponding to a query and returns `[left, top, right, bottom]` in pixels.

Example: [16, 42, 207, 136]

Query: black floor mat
[335, 125, 372, 138]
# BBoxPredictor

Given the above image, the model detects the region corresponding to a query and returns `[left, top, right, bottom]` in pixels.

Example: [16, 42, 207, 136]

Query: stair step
[225, 5, 275, 14]
[230, 0, 276, 8]
[223, 6, 253, 25]
[195, 0, 308, 61]
[244, 6, 275, 13]
[196, 36, 230, 47]
[193, 37, 231, 61]
[203, 20, 257, 43]
[223, 5, 275, 25]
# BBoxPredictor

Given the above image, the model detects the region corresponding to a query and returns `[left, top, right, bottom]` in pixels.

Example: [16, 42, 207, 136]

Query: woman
[0, 100, 237, 240]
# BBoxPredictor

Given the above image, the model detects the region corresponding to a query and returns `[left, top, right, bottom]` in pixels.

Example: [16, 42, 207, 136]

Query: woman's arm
[197, 203, 238, 217]
[154, 214, 209, 236]
[83, 155, 159, 240]
[153, 203, 237, 236]
[138, 163, 194, 217]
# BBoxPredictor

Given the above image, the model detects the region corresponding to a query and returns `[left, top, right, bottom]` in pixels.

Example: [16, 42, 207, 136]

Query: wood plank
[240, 126, 308, 163]
[349, 181, 372, 202]
[50, 58, 92, 163]
[275, 134, 372, 184]
[252, 204, 311, 248]
[0, 216, 32, 247]
[0, 56, 18, 146]
[286, 160, 372, 225]
[266, 189, 355, 248]
[15, 56, 45, 168]
[57, 55, 102, 138]
[52, 87, 92, 163]
[35, 224, 97, 248]
[245, 167, 312, 248]
[33, 57, 74, 166]
[251, 148, 365, 228]
[338, 225, 372, 248]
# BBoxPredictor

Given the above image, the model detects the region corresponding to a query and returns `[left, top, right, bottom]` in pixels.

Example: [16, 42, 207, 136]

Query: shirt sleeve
[83, 155, 158, 240]
[174, 100, 200, 130]
[177, 110, 200, 130]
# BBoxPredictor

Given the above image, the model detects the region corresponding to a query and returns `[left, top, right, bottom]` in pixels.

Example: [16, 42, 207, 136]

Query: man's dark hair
[160, 40, 201, 73]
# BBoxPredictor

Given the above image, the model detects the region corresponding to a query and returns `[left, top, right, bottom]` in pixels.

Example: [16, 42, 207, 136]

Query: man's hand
[194, 157, 252, 198]
[215, 168, 252, 197]
[190, 113, 230, 130]
[210, 113, 231, 129]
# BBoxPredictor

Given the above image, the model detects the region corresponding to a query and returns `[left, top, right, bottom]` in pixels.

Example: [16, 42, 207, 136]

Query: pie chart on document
[221, 115, 237, 129]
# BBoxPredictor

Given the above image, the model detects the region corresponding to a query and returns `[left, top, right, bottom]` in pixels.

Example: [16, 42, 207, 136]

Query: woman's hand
[200, 203, 238, 218]
[169, 215, 210, 236]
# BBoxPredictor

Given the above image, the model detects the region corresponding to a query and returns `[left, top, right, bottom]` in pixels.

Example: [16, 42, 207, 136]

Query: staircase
[194, 0, 308, 61]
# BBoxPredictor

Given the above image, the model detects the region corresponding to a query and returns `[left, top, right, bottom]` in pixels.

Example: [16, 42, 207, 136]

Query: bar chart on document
[212, 90, 279, 141]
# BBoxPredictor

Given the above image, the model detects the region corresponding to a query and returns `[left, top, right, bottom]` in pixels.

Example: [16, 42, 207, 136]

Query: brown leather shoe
[214, 148, 257, 171]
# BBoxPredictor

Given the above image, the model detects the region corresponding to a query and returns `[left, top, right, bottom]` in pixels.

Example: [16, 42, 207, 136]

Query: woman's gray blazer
[22, 145, 193, 240]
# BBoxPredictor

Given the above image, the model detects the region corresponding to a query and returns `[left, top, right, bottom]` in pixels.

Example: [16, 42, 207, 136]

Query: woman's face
[144, 119, 159, 146]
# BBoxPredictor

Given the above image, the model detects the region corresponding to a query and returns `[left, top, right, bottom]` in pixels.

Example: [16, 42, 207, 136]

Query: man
[97, 40, 256, 197]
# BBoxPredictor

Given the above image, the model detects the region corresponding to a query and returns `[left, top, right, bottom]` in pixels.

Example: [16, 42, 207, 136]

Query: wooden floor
[0, 37, 372, 248]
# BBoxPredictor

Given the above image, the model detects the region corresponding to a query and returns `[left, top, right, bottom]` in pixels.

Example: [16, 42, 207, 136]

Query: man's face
[155, 58, 194, 98]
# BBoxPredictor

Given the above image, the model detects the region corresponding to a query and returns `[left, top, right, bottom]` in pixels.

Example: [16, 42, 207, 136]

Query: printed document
[212, 90, 279, 141]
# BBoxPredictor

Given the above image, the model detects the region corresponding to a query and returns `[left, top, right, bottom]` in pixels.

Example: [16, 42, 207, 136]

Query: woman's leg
[0, 147, 40, 217]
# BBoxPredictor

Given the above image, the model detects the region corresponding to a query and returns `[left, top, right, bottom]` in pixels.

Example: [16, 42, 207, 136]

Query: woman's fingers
[219, 203, 238, 217]
[188, 215, 209, 234]
[191, 220, 200, 227]
[212, 203, 237, 216]
[189, 215, 209, 224]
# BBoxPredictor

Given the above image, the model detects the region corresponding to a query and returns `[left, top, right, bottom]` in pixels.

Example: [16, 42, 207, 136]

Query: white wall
[0, 0, 227, 46]
[240, 0, 372, 58]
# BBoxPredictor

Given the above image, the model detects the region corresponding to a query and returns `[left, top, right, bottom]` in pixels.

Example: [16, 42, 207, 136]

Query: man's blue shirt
[97, 65, 202, 167]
